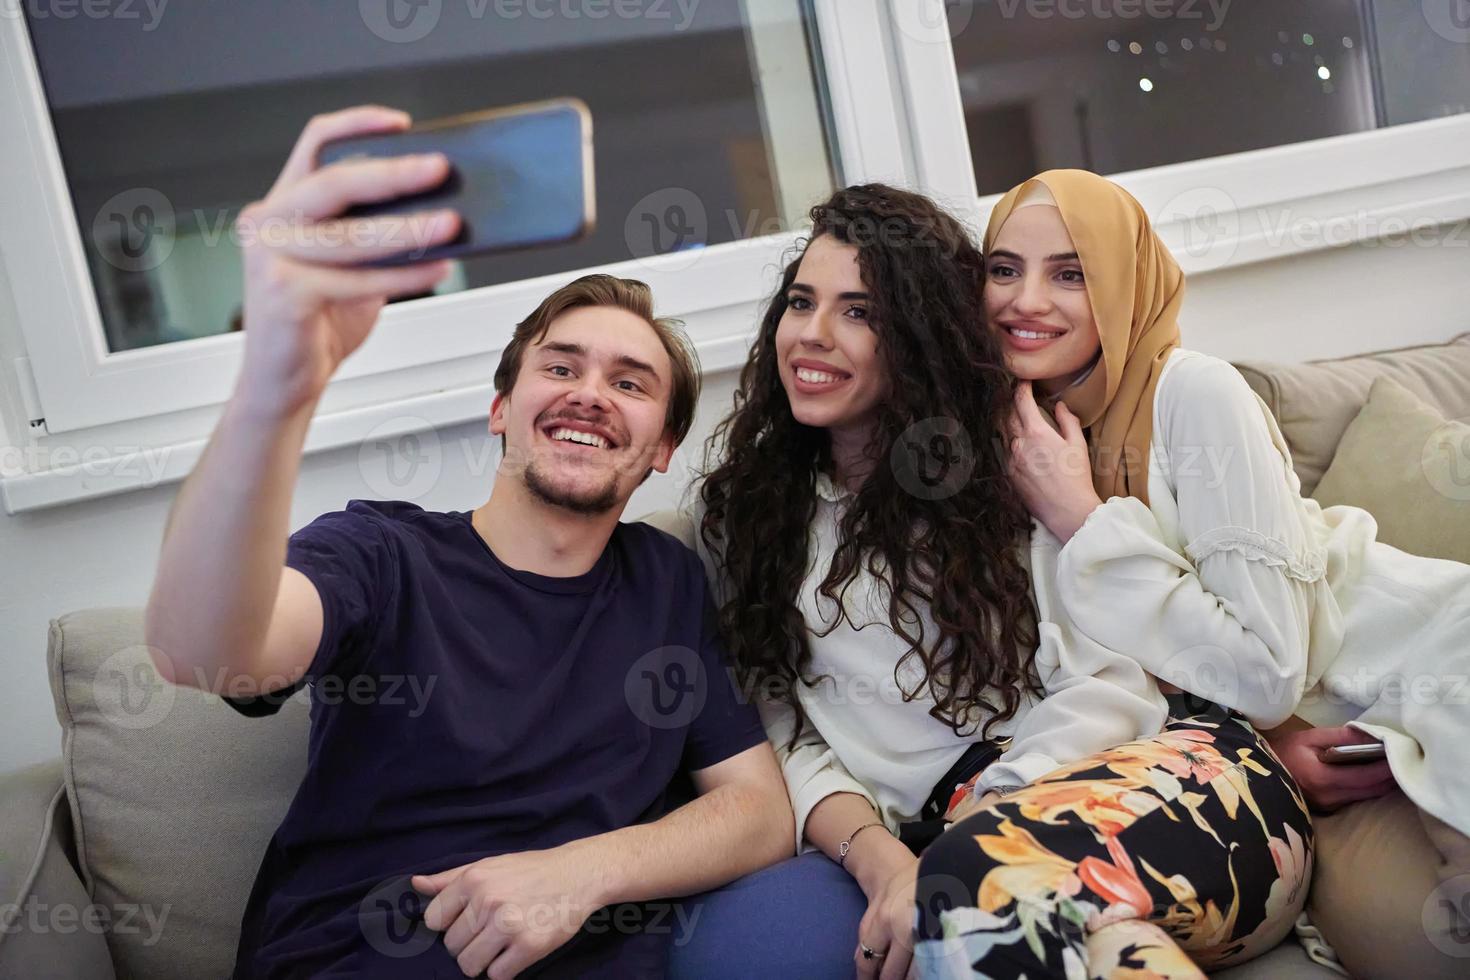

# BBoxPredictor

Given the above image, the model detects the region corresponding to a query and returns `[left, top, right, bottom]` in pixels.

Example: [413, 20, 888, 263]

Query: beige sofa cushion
[49, 609, 309, 980]
[638, 508, 697, 550]
[1234, 333, 1470, 497]
[1210, 938, 1347, 980]
[0, 760, 117, 979]
[1312, 377, 1470, 564]
[1309, 791, 1470, 980]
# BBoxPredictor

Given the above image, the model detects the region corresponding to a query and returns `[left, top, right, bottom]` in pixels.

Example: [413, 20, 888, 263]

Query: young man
[144, 106, 793, 979]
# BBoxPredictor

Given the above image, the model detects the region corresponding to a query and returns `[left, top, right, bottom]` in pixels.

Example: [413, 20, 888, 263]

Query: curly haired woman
[668, 185, 1311, 980]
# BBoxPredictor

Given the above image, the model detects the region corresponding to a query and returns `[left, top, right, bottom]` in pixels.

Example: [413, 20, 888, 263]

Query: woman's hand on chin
[1006, 381, 1103, 544]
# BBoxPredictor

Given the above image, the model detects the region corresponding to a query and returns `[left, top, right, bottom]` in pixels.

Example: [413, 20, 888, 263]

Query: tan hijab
[984, 170, 1184, 506]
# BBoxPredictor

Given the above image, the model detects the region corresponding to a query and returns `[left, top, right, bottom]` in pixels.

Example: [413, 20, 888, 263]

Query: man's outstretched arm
[143, 106, 460, 696]
[414, 741, 793, 979]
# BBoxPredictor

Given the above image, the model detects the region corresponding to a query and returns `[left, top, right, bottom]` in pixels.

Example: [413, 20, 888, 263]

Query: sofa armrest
[0, 759, 116, 979]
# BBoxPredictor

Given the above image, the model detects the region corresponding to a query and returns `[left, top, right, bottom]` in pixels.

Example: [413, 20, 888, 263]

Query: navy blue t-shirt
[227, 501, 766, 979]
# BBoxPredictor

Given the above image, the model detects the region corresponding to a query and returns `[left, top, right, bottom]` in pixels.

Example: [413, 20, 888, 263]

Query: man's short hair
[493, 274, 701, 447]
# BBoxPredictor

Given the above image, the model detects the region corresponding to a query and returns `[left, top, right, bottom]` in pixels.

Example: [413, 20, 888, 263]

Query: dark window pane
[949, 0, 1469, 194]
[25, 1, 835, 352]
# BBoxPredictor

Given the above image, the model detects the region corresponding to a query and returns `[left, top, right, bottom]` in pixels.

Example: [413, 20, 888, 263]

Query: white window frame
[1080, 114, 1470, 279]
[0, 0, 974, 512]
[0, 2, 840, 439]
[3, 0, 1469, 512]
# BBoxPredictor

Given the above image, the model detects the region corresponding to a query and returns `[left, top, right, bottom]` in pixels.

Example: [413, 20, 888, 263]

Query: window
[3, 0, 985, 511]
[946, 0, 1470, 194]
[23, 0, 836, 353]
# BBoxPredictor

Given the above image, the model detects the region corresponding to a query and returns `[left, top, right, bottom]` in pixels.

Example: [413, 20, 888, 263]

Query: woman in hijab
[913, 170, 1470, 978]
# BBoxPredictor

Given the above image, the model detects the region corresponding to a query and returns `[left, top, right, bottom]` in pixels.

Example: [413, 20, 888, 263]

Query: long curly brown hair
[698, 184, 1041, 748]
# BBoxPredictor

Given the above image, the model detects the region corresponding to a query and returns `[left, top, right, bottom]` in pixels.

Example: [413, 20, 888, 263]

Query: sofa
[3, 333, 1467, 979]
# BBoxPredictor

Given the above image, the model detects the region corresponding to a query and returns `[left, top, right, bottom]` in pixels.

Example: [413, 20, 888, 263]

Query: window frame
[1087, 113, 1470, 278]
[0, 2, 843, 438]
[3, 0, 1469, 513]
[0, 0, 976, 512]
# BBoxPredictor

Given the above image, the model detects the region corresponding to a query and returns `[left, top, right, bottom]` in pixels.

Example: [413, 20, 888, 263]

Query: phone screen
[317, 100, 595, 266]
[1322, 742, 1388, 764]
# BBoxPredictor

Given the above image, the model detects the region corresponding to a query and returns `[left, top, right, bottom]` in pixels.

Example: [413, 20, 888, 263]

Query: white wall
[2, 219, 1467, 774]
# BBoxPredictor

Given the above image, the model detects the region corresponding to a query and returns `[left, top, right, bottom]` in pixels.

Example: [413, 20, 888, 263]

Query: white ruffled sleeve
[1055, 354, 1323, 727]
[757, 695, 881, 853]
[979, 526, 1170, 793]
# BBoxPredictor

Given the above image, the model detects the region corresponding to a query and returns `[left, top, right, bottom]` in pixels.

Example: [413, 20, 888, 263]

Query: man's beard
[522, 458, 622, 516]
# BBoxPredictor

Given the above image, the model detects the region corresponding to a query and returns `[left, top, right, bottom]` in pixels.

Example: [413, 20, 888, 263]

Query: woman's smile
[998, 319, 1069, 352]
[790, 358, 854, 394]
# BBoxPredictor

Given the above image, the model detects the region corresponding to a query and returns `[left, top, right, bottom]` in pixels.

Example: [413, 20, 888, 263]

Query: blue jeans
[668, 852, 868, 979]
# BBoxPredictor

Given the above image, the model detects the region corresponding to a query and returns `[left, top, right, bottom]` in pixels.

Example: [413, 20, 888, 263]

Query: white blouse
[1057, 348, 1470, 838]
[691, 473, 1168, 853]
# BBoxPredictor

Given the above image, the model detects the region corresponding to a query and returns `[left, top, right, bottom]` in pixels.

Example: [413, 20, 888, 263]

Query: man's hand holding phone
[144, 107, 459, 709]
[233, 105, 460, 416]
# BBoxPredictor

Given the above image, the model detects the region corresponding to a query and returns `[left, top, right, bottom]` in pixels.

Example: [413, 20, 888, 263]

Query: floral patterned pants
[912, 707, 1313, 979]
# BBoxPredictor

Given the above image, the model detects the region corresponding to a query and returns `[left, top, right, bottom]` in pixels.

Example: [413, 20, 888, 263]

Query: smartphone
[316, 98, 595, 266]
[1322, 741, 1387, 764]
